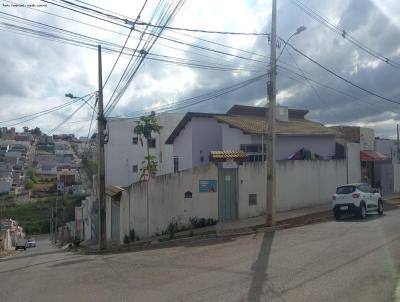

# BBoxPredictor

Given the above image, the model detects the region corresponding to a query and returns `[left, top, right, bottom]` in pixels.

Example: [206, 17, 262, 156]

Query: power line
[53, 0, 270, 36]
[277, 65, 400, 112]
[103, 0, 148, 88]
[287, 0, 400, 70]
[48, 94, 95, 134]
[286, 42, 400, 106]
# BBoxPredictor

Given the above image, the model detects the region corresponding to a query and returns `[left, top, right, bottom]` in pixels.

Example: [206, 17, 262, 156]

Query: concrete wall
[120, 165, 219, 240]
[276, 136, 336, 160]
[346, 143, 361, 183]
[115, 157, 351, 240]
[276, 160, 347, 211]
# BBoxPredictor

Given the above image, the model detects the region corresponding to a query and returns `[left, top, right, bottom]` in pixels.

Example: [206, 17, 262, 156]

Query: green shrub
[25, 179, 34, 190]
[123, 235, 130, 244]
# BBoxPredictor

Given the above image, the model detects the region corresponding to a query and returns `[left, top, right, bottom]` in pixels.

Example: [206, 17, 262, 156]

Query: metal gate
[111, 200, 120, 242]
[218, 168, 238, 221]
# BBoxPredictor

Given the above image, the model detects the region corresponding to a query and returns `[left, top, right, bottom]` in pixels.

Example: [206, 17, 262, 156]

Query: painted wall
[120, 165, 219, 240]
[105, 113, 183, 187]
[221, 123, 252, 150]
[191, 117, 222, 168]
[275, 160, 347, 211]
[276, 136, 336, 160]
[114, 157, 353, 240]
[172, 121, 193, 171]
[346, 143, 361, 183]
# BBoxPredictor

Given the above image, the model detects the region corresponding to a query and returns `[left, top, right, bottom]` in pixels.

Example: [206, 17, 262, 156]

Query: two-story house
[166, 105, 339, 171]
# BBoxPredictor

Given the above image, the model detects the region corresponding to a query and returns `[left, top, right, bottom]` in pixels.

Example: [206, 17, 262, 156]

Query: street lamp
[277, 26, 306, 60]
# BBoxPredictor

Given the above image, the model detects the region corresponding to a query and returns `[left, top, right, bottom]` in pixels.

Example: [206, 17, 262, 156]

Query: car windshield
[336, 186, 356, 194]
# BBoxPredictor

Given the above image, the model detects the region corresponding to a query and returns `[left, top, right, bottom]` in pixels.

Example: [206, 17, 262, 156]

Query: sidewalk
[216, 203, 332, 234]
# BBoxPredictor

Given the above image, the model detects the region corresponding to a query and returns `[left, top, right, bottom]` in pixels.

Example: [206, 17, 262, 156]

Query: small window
[132, 137, 138, 144]
[249, 194, 257, 206]
[184, 191, 192, 198]
[173, 157, 179, 173]
[147, 138, 156, 148]
[132, 165, 138, 173]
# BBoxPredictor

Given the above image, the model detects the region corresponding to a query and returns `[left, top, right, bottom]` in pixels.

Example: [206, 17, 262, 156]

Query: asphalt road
[1, 210, 400, 302]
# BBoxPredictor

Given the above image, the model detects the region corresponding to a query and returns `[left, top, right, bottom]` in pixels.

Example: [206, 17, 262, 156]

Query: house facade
[166, 105, 339, 172]
[104, 112, 183, 187]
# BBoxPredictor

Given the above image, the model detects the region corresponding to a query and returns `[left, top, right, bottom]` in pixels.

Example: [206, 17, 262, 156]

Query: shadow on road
[247, 232, 274, 302]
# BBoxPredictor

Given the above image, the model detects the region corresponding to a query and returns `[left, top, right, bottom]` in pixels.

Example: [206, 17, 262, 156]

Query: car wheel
[378, 200, 384, 215]
[358, 203, 367, 219]
[334, 210, 341, 220]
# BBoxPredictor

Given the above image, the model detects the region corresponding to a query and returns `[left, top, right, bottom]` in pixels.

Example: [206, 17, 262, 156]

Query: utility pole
[97, 45, 107, 250]
[266, 0, 277, 227]
[55, 196, 58, 243]
[397, 124, 399, 164]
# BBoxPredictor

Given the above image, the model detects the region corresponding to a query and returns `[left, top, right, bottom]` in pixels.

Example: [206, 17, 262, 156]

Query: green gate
[218, 168, 238, 221]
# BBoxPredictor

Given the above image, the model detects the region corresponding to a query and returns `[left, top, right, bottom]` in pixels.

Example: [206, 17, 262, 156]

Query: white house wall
[105, 113, 182, 187]
[191, 117, 222, 168]
[221, 123, 251, 150]
[172, 121, 193, 171]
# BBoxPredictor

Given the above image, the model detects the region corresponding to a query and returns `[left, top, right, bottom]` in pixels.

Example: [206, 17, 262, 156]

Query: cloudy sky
[1, 0, 400, 138]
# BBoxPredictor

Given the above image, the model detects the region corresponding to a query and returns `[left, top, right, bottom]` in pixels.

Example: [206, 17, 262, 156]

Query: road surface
[1, 210, 400, 302]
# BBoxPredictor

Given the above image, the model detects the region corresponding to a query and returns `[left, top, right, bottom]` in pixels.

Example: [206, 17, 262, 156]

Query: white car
[332, 183, 384, 220]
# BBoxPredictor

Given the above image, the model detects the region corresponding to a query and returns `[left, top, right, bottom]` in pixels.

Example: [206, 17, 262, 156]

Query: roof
[106, 185, 125, 197]
[360, 150, 388, 161]
[227, 105, 309, 119]
[215, 115, 338, 136]
[210, 150, 247, 160]
[165, 107, 338, 144]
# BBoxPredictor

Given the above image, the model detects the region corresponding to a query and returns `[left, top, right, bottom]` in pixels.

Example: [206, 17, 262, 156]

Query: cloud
[0, 0, 400, 139]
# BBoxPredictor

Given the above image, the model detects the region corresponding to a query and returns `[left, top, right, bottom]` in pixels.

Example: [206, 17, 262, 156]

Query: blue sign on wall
[199, 180, 217, 193]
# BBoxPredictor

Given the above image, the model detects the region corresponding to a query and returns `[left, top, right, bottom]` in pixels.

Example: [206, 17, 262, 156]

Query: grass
[0, 195, 86, 235]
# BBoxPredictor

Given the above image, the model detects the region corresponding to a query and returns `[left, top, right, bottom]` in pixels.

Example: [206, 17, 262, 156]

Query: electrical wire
[286, 42, 400, 106]
[52, 0, 270, 36]
[287, 0, 400, 70]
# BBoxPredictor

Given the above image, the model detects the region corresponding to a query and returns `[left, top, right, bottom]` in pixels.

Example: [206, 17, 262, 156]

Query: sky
[1, 0, 400, 138]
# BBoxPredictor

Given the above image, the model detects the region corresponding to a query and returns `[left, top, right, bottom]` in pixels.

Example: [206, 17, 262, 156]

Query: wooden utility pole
[97, 45, 107, 250]
[55, 196, 58, 243]
[266, 0, 277, 227]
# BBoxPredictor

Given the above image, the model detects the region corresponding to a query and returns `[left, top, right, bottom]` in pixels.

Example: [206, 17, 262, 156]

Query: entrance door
[111, 200, 120, 242]
[218, 168, 238, 221]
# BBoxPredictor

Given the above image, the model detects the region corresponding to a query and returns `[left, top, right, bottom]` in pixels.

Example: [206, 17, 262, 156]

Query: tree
[32, 127, 41, 136]
[23, 126, 29, 133]
[24, 179, 34, 190]
[134, 111, 162, 180]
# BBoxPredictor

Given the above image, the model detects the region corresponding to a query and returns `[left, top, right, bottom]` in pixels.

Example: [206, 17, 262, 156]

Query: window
[147, 138, 156, 148]
[336, 186, 356, 194]
[173, 157, 179, 173]
[132, 137, 138, 145]
[249, 194, 257, 206]
[358, 184, 370, 193]
[240, 144, 266, 162]
[132, 165, 138, 173]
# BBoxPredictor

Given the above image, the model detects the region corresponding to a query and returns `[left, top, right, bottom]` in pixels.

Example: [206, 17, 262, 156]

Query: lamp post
[266, 8, 307, 227]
